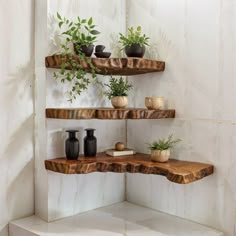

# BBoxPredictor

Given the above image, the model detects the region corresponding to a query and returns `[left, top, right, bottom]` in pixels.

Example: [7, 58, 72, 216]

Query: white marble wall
[0, 0, 35, 235]
[35, 0, 127, 222]
[126, 0, 236, 235]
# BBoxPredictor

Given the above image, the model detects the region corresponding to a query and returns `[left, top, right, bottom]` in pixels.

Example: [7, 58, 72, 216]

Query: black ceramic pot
[95, 45, 105, 52]
[125, 44, 145, 58]
[65, 130, 79, 160]
[84, 129, 97, 157]
[73, 44, 94, 57]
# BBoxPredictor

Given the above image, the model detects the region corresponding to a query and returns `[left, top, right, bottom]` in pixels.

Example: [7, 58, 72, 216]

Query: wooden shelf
[45, 55, 165, 75]
[46, 108, 175, 120]
[45, 153, 214, 184]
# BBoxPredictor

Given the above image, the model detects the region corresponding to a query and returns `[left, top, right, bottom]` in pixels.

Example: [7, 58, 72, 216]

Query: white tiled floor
[9, 202, 223, 236]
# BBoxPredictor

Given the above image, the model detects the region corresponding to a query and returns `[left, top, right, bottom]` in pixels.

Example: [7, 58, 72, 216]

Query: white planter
[151, 149, 170, 162]
[111, 96, 128, 109]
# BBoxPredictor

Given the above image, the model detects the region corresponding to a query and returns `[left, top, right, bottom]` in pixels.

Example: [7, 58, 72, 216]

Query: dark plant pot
[95, 45, 105, 52]
[65, 130, 79, 160]
[125, 44, 145, 58]
[73, 44, 94, 57]
[84, 129, 97, 157]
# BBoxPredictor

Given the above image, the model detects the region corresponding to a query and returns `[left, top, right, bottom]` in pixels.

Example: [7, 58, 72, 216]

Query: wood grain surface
[45, 55, 165, 75]
[46, 108, 175, 120]
[45, 153, 214, 184]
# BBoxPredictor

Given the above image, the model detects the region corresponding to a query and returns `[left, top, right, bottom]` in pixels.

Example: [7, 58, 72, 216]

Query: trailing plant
[147, 135, 181, 151]
[53, 13, 100, 102]
[119, 26, 149, 49]
[104, 77, 133, 100]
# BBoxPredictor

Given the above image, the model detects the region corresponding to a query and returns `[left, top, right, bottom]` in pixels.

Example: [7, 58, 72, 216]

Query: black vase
[65, 130, 79, 160]
[84, 129, 97, 157]
[125, 44, 145, 58]
[73, 43, 94, 57]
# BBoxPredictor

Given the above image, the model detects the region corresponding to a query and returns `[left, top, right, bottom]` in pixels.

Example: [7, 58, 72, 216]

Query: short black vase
[73, 43, 94, 57]
[125, 44, 145, 58]
[84, 129, 97, 157]
[65, 130, 79, 160]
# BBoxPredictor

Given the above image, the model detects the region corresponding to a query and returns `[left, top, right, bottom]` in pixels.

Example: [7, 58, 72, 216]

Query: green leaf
[90, 30, 100, 35]
[88, 17, 93, 25]
[59, 21, 63, 28]
[81, 33, 85, 40]
[57, 12, 62, 20]
[137, 26, 141, 31]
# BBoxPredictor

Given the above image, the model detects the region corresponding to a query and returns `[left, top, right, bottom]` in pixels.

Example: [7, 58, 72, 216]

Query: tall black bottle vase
[65, 130, 79, 160]
[84, 128, 97, 157]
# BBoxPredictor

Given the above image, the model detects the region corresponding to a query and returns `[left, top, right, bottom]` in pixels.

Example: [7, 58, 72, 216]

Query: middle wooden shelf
[46, 108, 175, 120]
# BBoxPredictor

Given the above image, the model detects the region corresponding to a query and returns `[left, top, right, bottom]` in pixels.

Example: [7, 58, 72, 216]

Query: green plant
[104, 77, 133, 100]
[119, 26, 149, 49]
[57, 12, 100, 47]
[147, 135, 181, 151]
[53, 13, 101, 102]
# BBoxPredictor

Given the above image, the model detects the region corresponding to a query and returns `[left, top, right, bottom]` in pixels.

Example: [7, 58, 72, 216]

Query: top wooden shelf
[45, 55, 165, 75]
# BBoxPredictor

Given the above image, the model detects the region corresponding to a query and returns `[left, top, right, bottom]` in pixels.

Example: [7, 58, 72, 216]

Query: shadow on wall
[3, 114, 34, 180]
[0, 115, 34, 234]
[6, 60, 34, 103]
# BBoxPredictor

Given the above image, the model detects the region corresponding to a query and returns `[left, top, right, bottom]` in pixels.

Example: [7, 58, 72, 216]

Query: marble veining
[126, 0, 236, 235]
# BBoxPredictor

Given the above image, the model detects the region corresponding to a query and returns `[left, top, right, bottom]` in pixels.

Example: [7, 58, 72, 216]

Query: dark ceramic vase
[125, 44, 145, 58]
[73, 44, 94, 57]
[84, 129, 97, 157]
[65, 130, 79, 160]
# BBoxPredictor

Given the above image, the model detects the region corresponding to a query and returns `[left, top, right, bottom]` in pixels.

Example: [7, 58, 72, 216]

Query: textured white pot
[111, 96, 128, 108]
[151, 149, 170, 162]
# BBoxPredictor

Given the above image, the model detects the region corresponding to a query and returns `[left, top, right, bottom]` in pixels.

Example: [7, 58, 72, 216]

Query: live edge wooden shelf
[45, 153, 214, 184]
[46, 108, 175, 120]
[45, 55, 165, 75]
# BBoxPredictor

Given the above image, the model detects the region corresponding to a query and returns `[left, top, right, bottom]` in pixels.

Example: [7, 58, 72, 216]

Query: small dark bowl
[94, 52, 111, 58]
[95, 45, 106, 53]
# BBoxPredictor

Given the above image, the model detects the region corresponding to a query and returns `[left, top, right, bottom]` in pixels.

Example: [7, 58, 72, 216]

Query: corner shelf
[45, 55, 165, 75]
[45, 153, 214, 184]
[46, 108, 175, 120]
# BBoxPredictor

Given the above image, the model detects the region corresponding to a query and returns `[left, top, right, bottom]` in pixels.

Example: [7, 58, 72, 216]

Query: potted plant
[147, 135, 181, 162]
[104, 77, 133, 108]
[53, 13, 100, 102]
[57, 13, 100, 56]
[119, 26, 149, 58]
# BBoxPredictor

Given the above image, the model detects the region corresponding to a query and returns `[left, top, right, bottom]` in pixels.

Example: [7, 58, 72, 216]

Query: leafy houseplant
[147, 135, 181, 162]
[54, 13, 100, 102]
[119, 26, 149, 58]
[57, 13, 100, 56]
[104, 77, 133, 108]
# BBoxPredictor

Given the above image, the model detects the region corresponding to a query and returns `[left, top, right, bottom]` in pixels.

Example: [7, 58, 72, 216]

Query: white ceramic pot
[151, 149, 170, 162]
[111, 96, 128, 109]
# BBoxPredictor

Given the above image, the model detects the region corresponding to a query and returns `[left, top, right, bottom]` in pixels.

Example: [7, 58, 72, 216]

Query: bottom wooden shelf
[45, 153, 214, 184]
